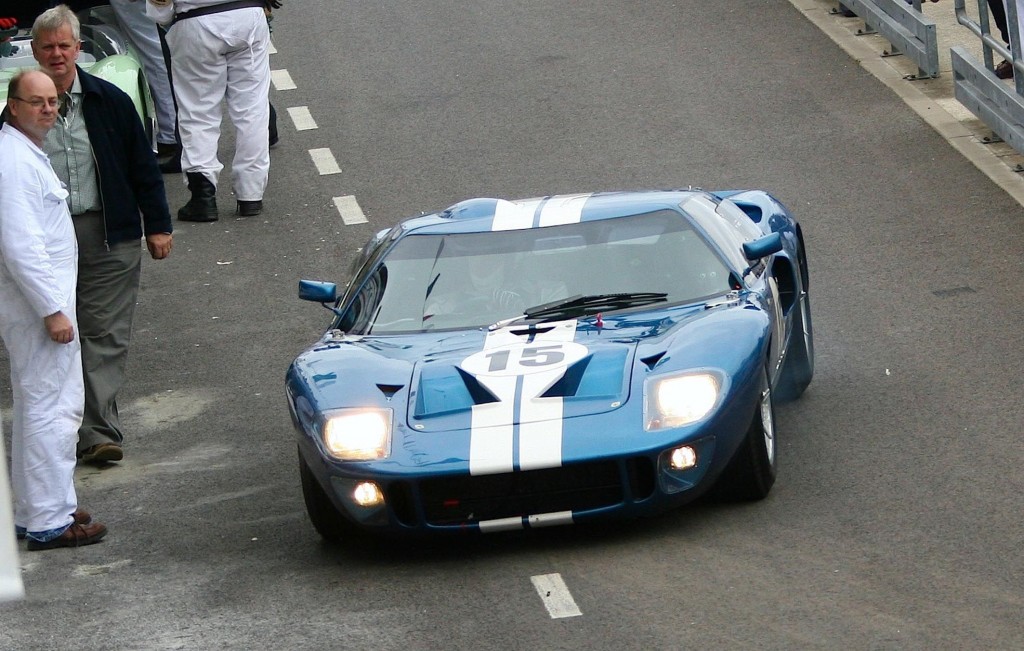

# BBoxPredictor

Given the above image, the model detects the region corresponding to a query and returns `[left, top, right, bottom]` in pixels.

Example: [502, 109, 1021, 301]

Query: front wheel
[711, 367, 777, 501]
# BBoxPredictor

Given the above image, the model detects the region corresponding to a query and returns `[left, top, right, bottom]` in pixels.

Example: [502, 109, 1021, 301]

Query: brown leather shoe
[26, 521, 107, 551]
[79, 442, 123, 464]
[16, 509, 92, 540]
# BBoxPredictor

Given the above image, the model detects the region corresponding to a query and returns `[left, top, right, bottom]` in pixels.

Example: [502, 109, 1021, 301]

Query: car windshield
[343, 209, 735, 334]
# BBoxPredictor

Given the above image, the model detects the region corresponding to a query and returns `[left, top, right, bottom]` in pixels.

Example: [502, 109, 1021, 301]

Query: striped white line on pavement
[269, 41, 277, 55]
[271, 69, 297, 91]
[309, 148, 341, 175]
[531, 573, 582, 619]
[333, 196, 368, 225]
[287, 106, 318, 131]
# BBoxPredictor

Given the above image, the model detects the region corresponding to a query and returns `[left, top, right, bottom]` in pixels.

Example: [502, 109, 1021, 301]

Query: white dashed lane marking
[309, 148, 341, 175]
[333, 196, 368, 225]
[270, 69, 297, 91]
[271, 47, 363, 226]
[531, 573, 582, 619]
[287, 106, 318, 131]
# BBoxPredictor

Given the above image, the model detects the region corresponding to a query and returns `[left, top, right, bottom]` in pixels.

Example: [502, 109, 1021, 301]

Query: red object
[0, 18, 16, 29]
[595, 313, 603, 328]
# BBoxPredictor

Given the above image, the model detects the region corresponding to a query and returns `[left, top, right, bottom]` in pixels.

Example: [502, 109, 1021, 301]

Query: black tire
[712, 367, 777, 501]
[298, 448, 359, 543]
[776, 246, 814, 402]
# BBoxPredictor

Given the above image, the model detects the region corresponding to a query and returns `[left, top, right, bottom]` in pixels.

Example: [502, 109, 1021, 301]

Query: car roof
[396, 190, 707, 236]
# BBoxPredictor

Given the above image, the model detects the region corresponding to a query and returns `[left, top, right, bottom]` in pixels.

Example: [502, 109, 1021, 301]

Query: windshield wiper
[491, 292, 668, 329]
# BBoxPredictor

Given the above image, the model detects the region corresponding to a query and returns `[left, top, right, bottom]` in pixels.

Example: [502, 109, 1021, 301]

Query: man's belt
[173, 0, 264, 24]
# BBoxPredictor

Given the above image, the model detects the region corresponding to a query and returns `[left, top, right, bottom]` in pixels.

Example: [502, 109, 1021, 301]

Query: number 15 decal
[461, 342, 589, 378]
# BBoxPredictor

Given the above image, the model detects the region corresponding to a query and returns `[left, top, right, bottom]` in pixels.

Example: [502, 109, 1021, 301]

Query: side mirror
[298, 280, 338, 303]
[742, 232, 783, 261]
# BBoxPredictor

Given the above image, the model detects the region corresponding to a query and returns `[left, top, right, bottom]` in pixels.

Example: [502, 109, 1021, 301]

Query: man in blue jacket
[29, 5, 174, 464]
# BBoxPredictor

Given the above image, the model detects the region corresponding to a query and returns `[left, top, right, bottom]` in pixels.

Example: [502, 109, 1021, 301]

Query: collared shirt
[0, 123, 77, 320]
[43, 74, 102, 216]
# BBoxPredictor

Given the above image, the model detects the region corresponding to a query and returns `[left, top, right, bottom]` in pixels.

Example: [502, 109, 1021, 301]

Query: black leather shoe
[178, 172, 219, 222]
[237, 200, 262, 217]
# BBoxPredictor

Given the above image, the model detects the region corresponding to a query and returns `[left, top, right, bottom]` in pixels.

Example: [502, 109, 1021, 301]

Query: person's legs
[109, 0, 176, 146]
[166, 17, 228, 186]
[2, 304, 81, 536]
[223, 9, 270, 204]
[73, 212, 142, 459]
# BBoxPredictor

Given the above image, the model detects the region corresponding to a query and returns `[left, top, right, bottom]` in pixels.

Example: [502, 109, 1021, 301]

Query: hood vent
[456, 367, 499, 405]
[540, 355, 592, 398]
[377, 383, 405, 399]
[639, 352, 666, 371]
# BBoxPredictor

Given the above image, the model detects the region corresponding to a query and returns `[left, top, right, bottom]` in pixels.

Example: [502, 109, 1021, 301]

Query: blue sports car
[287, 190, 813, 541]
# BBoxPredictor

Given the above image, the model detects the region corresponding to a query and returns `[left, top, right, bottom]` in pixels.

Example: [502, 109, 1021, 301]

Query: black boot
[178, 172, 218, 222]
[237, 200, 262, 217]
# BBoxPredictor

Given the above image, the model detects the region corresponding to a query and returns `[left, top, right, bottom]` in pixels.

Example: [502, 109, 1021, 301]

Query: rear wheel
[298, 448, 358, 543]
[712, 367, 777, 501]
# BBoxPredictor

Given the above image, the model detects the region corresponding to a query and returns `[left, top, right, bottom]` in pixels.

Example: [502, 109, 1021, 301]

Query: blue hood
[289, 299, 769, 434]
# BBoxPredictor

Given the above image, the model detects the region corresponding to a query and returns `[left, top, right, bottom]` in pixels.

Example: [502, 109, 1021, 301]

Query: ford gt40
[287, 190, 813, 542]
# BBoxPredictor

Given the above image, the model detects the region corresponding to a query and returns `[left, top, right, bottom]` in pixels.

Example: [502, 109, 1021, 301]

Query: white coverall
[110, 0, 177, 146]
[147, 0, 271, 201]
[0, 123, 82, 535]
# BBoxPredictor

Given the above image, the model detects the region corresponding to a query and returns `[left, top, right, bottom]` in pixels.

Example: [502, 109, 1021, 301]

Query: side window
[339, 265, 389, 334]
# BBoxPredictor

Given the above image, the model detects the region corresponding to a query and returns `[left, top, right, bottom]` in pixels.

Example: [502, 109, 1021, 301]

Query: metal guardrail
[952, 0, 1024, 155]
[835, 0, 940, 79]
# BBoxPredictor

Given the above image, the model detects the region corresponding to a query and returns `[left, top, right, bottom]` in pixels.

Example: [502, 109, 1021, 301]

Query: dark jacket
[77, 66, 173, 243]
[1, 66, 174, 243]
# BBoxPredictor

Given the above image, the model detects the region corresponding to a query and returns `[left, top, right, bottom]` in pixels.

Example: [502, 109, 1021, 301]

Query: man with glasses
[0, 69, 108, 550]
[26, 5, 174, 465]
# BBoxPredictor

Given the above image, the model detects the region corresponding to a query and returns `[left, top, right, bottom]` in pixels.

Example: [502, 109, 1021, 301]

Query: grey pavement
[792, 0, 1024, 205]
[2, 1, 1023, 648]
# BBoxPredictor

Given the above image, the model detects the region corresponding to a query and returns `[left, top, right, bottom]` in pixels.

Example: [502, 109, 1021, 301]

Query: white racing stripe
[531, 573, 583, 619]
[469, 376, 516, 475]
[538, 193, 590, 226]
[492, 198, 541, 231]
[468, 322, 581, 475]
[518, 320, 578, 471]
[469, 328, 522, 475]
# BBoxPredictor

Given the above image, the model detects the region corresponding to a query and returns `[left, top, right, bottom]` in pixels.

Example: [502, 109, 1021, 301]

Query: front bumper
[299, 432, 724, 535]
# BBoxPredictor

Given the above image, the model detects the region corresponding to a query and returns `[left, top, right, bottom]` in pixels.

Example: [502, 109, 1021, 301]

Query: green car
[0, 5, 157, 149]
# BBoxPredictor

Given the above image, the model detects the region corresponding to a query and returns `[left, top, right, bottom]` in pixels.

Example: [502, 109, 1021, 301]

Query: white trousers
[166, 7, 271, 201]
[110, 0, 177, 145]
[1, 295, 82, 535]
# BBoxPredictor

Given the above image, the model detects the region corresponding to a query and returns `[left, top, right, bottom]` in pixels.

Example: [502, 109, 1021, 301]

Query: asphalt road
[3, 1, 1023, 649]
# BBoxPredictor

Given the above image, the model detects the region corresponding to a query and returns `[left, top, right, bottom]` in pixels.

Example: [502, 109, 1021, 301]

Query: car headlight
[644, 373, 720, 431]
[321, 408, 392, 460]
